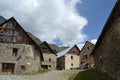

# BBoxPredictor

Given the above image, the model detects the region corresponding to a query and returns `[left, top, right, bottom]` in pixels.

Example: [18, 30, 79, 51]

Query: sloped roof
[57, 45, 80, 58]
[57, 47, 71, 58]
[91, 0, 119, 55]
[40, 41, 57, 56]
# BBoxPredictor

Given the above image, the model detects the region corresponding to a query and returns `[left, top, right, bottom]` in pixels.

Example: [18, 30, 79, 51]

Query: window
[12, 48, 18, 57]
[99, 56, 103, 65]
[71, 56, 73, 59]
[21, 65, 25, 71]
[49, 58, 51, 62]
[87, 46, 89, 50]
[84, 55, 88, 59]
[49, 65, 51, 67]
[83, 54, 88, 60]
[71, 63, 73, 66]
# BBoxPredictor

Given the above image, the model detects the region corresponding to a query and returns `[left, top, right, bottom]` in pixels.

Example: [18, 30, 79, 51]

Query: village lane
[0, 70, 79, 80]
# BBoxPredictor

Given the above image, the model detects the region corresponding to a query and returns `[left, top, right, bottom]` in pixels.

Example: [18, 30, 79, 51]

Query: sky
[0, 0, 117, 49]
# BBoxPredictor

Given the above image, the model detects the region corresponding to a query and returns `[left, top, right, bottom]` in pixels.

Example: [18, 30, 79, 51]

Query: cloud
[0, 0, 88, 46]
[77, 39, 97, 50]
[77, 43, 85, 50]
[91, 39, 97, 44]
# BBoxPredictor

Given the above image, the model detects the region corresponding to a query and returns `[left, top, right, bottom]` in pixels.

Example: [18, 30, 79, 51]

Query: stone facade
[0, 43, 41, 74]
[41, 53, 56, 70]
[80, 41, 94, 68]
[57, 45, 80, 70]
[40, 41, 57, 70]
[91, 0, 120, 80]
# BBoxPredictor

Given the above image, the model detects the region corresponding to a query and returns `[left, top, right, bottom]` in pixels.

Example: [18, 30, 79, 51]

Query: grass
[38, 68, 49, 74]
[69, 69, 113, 80]
[23, 68, 49, 75]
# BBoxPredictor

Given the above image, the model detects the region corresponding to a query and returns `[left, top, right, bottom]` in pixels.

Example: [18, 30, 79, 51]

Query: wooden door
[2, 63, 15, 74]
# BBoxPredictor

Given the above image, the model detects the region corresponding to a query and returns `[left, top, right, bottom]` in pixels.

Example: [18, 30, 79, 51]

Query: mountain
[0, 16, 6, 24]
[27, 32, 42, 45]
[49, 44, 69, 53]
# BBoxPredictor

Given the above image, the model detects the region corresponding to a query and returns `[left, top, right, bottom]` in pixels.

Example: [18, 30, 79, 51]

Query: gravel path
[0, 70, 79, 80]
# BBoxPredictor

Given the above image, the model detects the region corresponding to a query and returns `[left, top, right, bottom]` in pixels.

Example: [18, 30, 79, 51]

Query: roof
[57, 45, 80, 58]
[57, 46, 71, 58]
[40, 41, 57, 56]
[91, 0, 119, 55]
[80, 41, 94, 52]
[0, 17, 44, 60]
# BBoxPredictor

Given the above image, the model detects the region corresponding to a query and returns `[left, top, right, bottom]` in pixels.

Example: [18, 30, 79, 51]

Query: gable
[68, 45, 80, 56]
[40, 41, 56, 55]
[57, 45, 80, 58]
[0, 18, 33, 44]
[80, 41, 94, 54]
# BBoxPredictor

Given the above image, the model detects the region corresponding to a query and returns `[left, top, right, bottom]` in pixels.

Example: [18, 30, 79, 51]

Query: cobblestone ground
[0, 70, 80, 80]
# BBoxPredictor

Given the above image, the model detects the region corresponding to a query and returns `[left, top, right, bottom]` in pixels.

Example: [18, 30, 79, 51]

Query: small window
[99, 56, 103, 64]
[49, 65, 51, 67]
[21, 65, 25, 71]
[12, 48, 18, 57]
[83, 54, 88, 60]
[49, 58, 51, 62]
[71, 56, 73, 59]
[71, 63, 73, 66]
[87, 46, 89, 50]
[85, 55, 88, 59]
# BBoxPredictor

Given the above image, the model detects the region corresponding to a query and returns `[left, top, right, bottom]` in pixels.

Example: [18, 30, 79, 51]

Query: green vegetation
[69, 69, 113, 80]
[24, 68, 49, 75]
[38, 68, 49, 74]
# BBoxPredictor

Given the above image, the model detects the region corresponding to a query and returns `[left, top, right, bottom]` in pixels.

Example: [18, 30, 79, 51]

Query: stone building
[0, 17, 43, 74]
[40, 41, 57, 70]
[57, 45, 80, 70]
[80, 41, 94, 68]
[91, 0, 120, 80]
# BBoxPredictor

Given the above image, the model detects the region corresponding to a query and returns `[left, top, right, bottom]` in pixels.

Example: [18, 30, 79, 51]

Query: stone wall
[57, 56, 65, 70]
[57, 45, 80, 70]
[65, 53, 79, 69]
[80, 42, 94, 67]
[42, 53, 56, 70]
[93, 17, 120, 80]
[0, 43, 41, 74]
